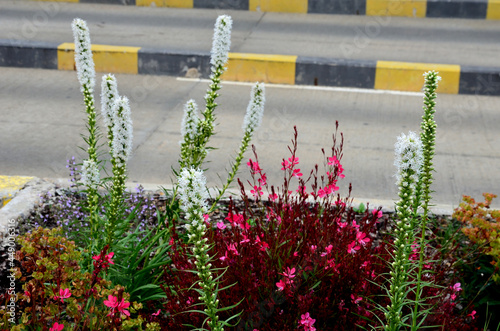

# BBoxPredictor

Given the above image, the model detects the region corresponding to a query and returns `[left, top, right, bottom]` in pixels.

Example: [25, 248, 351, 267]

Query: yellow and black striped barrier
[1, 39, 499, 95]
[30, 0, 500, 19]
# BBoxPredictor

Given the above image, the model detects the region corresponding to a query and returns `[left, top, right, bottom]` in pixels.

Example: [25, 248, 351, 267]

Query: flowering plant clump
[0, 227, 146, 330]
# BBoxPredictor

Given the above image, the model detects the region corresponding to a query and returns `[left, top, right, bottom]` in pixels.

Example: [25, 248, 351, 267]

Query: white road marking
[176, 77, 424, 96]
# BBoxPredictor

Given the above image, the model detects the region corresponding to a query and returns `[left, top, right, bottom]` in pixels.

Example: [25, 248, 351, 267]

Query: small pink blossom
[372, 209, 383, 219]
[54, 288, 71, 303]
[321, 244, 333, 257]
[251, 185, 263, 197]
[258, 173, 267, 186]
[327, 156, 339, 166]
[49, 322, 64, 331]
[347, 241, 361, 254]
[247, 159, 261, 173]
[451, 282, 462, 292]
[351, 294, 362, 304]
[152, 309, 161, 316]
[276, 279, 286, 291]
[356, 232, 371, 246]
[216, 222, 226, 230]
[468, 310, 476, 320]
[299, 312, 316, 331]
[280, 267, 296, 279]
[292, 168, 303, 178]
[104, 295, 130, 317]
[268, 193, 278, 201]
[240, 234, 250, 244]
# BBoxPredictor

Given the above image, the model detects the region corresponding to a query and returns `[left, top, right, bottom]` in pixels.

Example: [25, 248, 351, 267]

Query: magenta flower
[451, 282, 462, 292]
[468, 310, 476, 320]
[356, 232, 371, 246]
[276, 279, 286, 291]
[299, 312, 316, 331]
[54, 288, 71, 303]
[216, 221, 226, 230]
[49, 322, 64, 331]
[347, 241, 361, 254]
[104, 295, 130, 317]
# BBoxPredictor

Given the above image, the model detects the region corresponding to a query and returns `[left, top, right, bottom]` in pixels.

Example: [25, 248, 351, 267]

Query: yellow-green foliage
[453, 193, 500, 282]
[0, 227, 146, 330]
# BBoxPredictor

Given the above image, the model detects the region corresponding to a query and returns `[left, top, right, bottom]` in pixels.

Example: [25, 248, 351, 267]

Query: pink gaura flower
[216, 221, 226, 230]
[247, 159, 261, 173]
[351, 294, 362, 305]
[240, 234, 251, 244]
[321, 244, 334, 257]
[328, 156, 339, 166]
[310, 245, 317, 252]
[54, 288, 71, 303]
[104, 295, 130, 317]
[451, 282, 462, 292]
[372, 209, 383, 219]
[292, 168, 303, 178]
[268, 193, 278, 201]
[49, 322, 64, 331]
[281, 156, 299, 170]
[299, 312, 316, 331]
[251, 185, 263, 197]
[203, 214, 210, 225]
[280, 267, 296, 279]
[258, 173, 267, 186]
[276, 279, 286, 291]
[296, 185, 307, 194]
[347, 241, 361, 254]
[356, 232, 371, 246]
[468, 310, 476, 320]
[152, 309, 161, 316]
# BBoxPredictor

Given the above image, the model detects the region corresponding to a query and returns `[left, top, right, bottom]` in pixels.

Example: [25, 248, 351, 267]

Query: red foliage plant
[159, 125, 478, 330]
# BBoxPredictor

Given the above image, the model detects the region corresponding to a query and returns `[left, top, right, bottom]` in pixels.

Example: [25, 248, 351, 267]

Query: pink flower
[49, 322, 64, 331]
[281, 156, 299, 170]
[321, 244, 333, 257]
[152, 309, 161, 316]
[268, 193, 278, 201]
[318, 188, 326, 198]
[247, 159, 261, 173]
[280, 267, 296, 279]
[468, 310, 476, 320]
[296, 185, 307, 194]
[327, 156, 339, 166]
[251, 185, 263, 197]
[104, 295, 130, 317]
[372, 209, 383, 219]
[240, 234, 250, 244]
[356, 232, 371, 246]
[54, 288, 71, 303]
[258, 173, 267, 186]
[276, 279, 286, 291]
[227, 243, 239, 256]
[351, 294, 362, 304]
[259, 241, 269, 251]
[292, 168, 303, 178]
[216, 222, 226, 230]
[451, 282, 462, 292]
[299, 312, 316, 331]
[347, 241, 361, 254]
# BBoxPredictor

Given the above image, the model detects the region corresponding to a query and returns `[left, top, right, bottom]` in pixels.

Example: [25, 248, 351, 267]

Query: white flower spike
[71, 18, 95, 92]
[394, 131, 423, 185]
[242, 82, 265, 133]
[101, 74, 119, 128]
[111, 96, 133, 165]
[210, 15, 232, 70]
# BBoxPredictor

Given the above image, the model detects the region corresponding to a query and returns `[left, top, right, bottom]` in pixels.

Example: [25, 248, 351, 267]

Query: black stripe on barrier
[81, 0, 135, 4]
[295, 56, 376, 89]
[138, 48, 211, 78]
[308, 0, 366, 15]
[193, 0, 248, 10]
[426, 0, 488, 19]
[0, 40, 58, 69]
[459, 66, 500, 96]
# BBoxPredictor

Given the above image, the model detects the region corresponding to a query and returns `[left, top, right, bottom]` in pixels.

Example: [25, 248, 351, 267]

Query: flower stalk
[386, 132, 423, 331]
[411, 71, 440, 330]
[72, 18, 100, 235]
[178, 168, 224, 331]
[211, 82, 265, 211]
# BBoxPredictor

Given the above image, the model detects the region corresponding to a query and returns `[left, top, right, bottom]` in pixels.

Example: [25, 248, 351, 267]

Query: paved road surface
[1, 66, 499, 208]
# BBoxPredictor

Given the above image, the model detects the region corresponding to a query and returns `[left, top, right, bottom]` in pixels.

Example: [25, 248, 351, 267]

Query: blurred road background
[1, 0, 499, 209]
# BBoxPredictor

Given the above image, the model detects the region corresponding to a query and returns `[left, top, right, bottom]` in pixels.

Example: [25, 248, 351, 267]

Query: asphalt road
[1, 66, 499, 209]
[2, 0, 500, 66]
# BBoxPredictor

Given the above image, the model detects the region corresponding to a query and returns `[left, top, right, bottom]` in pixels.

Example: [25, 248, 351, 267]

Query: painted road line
[374, 61, 460, 94]
[0, 176, 34, 208]
[58, 43, 141, 74]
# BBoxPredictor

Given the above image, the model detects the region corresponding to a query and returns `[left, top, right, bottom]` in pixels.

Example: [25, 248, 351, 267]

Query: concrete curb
[1, 39, 500, 95]
[30, 0, 500, 20]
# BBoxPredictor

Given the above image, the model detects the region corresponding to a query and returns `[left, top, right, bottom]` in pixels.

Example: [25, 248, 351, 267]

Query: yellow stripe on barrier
[366, 0, 426, 17]
[57, 43, 140, 74]
[30, 0, 79, 2]
[487, 0, 500, 19]
[223, 53, 297, 85]
[374, 61, 460, 94]
[249, 0, 308, 13]
[0, 175, 34, 207]
[136, 0, 193, 7]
